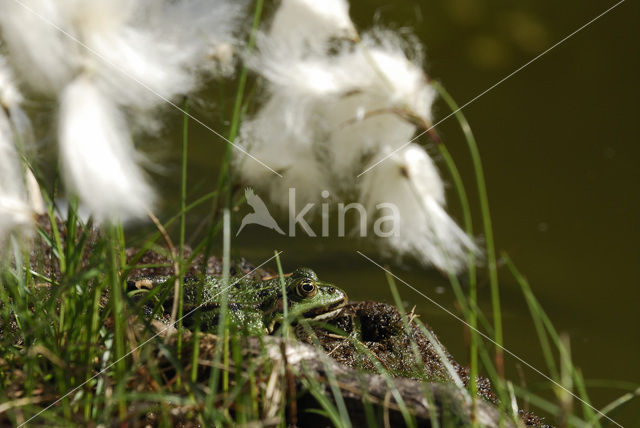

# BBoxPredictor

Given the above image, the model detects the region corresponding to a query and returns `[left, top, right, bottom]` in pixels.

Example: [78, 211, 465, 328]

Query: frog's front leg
[345, 311, 361, 341]
[295, 308, 361, 343]
[264, 313, 300, 338]
[325, 307, 361, 341]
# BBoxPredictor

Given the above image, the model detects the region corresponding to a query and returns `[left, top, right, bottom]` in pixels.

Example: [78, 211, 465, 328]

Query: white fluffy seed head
[237, 2, 477, 272]
[0, 55, 34, 245]
[235, 92, 331, 209]
[205, 42, 237, 77]
[321, 42, 436, 177]
[249, 31, 436, 180]
[0, 126, 32, 242]
[0, 0, 246, 101]
[57, 0, 195, 111]
[269, 0, 356, 55]
[0, 0, 77, 95]
[1, 0, 247, 225]
[59, 76, 154, 222]
[360, 144, 476, 273]
[0, 55, 34, 150]
[0, 56, 22, 109]
[0, 194, 33, 247]
[156, 0, 248, 76]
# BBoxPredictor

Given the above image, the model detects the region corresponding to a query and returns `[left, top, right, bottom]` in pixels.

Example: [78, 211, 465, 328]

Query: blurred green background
[150, 0, 639, 424]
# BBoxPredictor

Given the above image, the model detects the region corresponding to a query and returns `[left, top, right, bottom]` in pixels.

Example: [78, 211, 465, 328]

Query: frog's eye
[296, 279, 317, 298]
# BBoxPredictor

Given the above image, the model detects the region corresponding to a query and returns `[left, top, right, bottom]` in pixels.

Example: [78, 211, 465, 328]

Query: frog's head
[286, 267, 348, 319]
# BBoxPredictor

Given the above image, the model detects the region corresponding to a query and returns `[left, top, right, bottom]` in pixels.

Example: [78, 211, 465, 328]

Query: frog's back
[190, 275, 281, 307]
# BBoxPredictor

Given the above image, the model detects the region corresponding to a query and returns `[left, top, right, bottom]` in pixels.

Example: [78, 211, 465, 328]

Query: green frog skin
[133, 267, 348, 335]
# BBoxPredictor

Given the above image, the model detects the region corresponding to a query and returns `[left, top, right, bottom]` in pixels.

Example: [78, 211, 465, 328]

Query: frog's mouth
[303, 299, 348, 320]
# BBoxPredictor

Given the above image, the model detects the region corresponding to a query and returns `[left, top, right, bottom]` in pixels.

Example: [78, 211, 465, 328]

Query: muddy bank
[126, 247, 551, 427]
[150, 329, 514, 427]
[7, 217, 552, 426]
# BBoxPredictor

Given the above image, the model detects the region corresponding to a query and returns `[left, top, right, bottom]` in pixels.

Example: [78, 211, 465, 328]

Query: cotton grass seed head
[269, 0, 357, 55]
[0, 0, 247, 223]
[235, 0, 477, 272]
[59, 75, 154, 222]
[0, 57, 33, 244]
[359, 144, 477, 272]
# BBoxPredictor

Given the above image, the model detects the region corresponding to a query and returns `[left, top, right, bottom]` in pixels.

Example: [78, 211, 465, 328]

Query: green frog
[131, 267, 348, 335]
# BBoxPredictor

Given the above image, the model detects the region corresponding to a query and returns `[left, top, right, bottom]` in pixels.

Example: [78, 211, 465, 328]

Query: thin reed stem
[433, 81, 503, 379]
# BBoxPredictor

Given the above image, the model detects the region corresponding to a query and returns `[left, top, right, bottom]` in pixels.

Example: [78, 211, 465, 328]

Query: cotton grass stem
[594, 387, 640, 424]
[180, 100, 189, 282]
[222, 209, 231, 393]
[213, 0, 264, 213]
[180, 105, 203, 384]
[385, 271, 428, 377]
[146, 210, 181, 350]
[229, 0, 263, 143]
[203, 209, 232, 423]
[437, 113, 480, 417]
[107, 225, 126, 419]
[45, 197, 66, 275]
[274, 251, 288, 338]
[179, 100, 191, 372]
[433, 81, 503, 377]
[504, 254, 609, 427]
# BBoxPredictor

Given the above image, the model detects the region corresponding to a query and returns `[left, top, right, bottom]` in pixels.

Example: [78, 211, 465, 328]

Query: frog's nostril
[328, 287, 335, 293]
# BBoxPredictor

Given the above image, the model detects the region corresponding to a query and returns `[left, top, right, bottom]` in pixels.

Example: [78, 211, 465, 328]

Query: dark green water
[152, 0, 640, 424]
